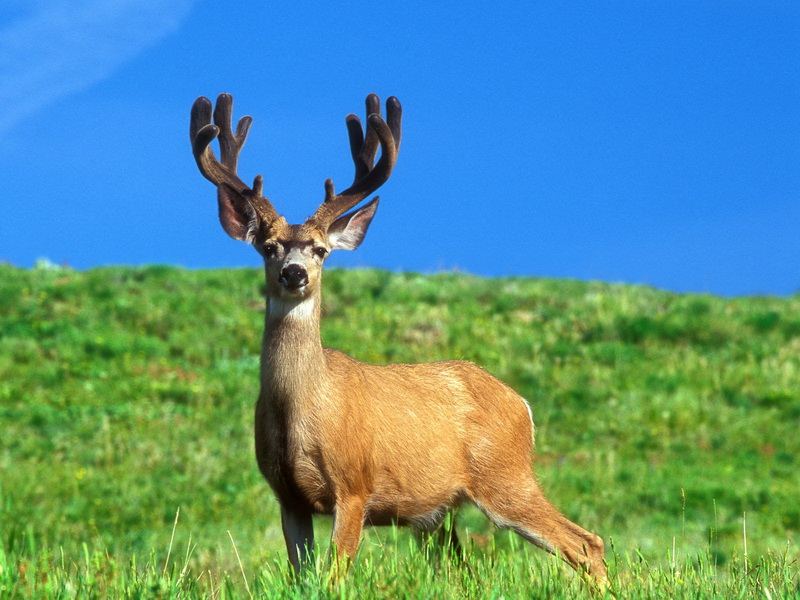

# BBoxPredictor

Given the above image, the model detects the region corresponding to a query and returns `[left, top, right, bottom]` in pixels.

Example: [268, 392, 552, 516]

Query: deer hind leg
[470, 477, 607, 581]
[413, 516, 464, 564]
[437, 520, 464, 560]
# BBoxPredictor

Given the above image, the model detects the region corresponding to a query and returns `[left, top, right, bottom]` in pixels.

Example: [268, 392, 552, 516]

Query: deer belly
[364, 464, 464, 527]
[364, 491, 461, 528]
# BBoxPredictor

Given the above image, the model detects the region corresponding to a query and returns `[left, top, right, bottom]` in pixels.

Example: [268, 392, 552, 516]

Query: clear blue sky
[1, 1, 798, 296]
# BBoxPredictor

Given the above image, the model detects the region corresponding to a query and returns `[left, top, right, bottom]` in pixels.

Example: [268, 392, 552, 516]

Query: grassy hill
[1, 263, 798, 598]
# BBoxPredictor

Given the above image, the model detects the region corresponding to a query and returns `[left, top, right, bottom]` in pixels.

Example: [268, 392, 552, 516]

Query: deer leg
[330, 497, 365, 573]
[413, 519, 464, 563]
[281, 506, 314, 574]
[438, 521, 464, 560]
[471, 478, 607, 581]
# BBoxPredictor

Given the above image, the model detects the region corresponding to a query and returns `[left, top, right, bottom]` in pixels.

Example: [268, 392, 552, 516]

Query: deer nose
[279, 264, 308, 289]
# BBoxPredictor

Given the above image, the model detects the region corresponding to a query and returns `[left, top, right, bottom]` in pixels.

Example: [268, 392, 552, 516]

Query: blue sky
[0, 1, 797, 296]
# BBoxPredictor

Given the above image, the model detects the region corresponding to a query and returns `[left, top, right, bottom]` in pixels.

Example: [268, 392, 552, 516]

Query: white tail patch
[521, 397, 535, 447]
[522, 398, 534, 429]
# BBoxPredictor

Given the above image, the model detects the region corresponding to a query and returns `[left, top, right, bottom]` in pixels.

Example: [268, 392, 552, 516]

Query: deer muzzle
[279, 264, 309, 290]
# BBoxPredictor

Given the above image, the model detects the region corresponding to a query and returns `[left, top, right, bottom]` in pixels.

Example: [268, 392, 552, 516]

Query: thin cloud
[0, 0, 194, 136]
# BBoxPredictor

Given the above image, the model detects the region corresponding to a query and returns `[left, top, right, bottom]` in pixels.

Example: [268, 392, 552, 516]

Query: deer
[189, 92, 608, 584]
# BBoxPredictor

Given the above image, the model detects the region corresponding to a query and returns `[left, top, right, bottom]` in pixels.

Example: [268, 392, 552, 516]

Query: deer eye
[313, 247, 328, 259]
[263, 243, 278, 257]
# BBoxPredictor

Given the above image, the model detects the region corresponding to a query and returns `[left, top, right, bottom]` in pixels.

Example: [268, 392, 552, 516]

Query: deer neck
[261, 285, 327, 406]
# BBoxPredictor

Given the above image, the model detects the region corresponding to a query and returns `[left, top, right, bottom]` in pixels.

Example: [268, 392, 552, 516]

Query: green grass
[1, 262, 798, 598]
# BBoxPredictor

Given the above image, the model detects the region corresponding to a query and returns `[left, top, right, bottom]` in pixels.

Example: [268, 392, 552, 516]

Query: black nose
[279, 264, 309, 288]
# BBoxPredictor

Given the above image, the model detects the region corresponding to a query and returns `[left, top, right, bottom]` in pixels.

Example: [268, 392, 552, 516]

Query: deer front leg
[330, 496, 365, 576]
[281, 506, 314, 574]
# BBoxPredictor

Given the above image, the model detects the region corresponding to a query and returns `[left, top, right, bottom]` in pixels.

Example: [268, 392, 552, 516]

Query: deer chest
[253, 400, 334, 514]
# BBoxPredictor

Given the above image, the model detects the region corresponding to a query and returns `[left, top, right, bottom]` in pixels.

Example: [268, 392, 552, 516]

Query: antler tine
[313, 94, 402, 228]
[190, 94, 280, 224]
[385, 96, 402, 149]
[346, 93, 382, 180]
[190, 96, 213, 148]
[190, 96, 247, 192]
[213, 93, 252, 173]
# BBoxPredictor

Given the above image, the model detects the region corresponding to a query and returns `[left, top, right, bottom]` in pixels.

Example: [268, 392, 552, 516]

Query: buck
[189, 93, 607, 582]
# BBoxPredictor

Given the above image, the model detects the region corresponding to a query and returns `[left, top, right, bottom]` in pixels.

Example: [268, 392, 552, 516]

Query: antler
[312, 94, 402, 228]
[190, 94, 279, 224]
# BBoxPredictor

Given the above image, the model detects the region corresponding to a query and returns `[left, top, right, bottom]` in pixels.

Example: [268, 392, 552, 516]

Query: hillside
[1, 263, 798, 598]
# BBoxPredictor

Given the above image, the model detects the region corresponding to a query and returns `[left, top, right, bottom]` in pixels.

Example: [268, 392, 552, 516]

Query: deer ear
[327, 197, 379, 251]
[217, 184, 259, 242]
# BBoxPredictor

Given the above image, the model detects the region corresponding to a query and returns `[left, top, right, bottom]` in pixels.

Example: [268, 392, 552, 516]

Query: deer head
[190, 93, 402, 301]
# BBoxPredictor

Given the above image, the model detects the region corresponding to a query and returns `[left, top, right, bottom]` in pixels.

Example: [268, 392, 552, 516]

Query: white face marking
[282, 247, 306, 269]
[273, 246, 314, 299]
[268, 294, 316, 320]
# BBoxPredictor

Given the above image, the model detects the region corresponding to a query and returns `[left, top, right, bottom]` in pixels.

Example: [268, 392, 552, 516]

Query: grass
[0, 262, 798, 598]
